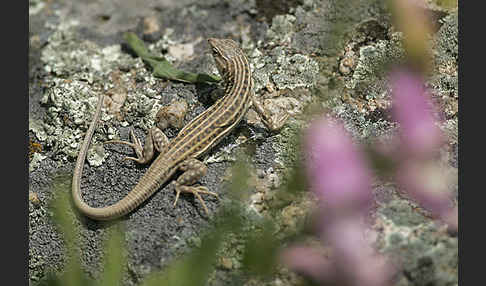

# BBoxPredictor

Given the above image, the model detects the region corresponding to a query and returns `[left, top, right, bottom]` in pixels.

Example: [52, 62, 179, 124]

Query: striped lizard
[72, 38, 288, 220]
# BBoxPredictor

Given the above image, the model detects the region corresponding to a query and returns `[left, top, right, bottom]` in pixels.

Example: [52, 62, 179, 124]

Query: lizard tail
[71, 94, 173, 221]
[71, 93, 120, 220]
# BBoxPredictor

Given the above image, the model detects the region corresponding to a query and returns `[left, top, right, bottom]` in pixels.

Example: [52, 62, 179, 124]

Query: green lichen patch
[252, 46, 319, 93]
[379, 199, 429, 228]
[29, 0, 45, 16]
[265, 14, 297, 45]
[375, 198, 458, 286]
[433, 13, 458, 66]
[272, 120, 304, 171]
[33, 77, 112, 164]
[346, 32, 405, 91]
[252, 10, 319, 92]
[30, 152, 47, 172]
[41, 20, 132, 77]
[429, 12, 458, 121]
[31, 20, 179, 169]
[248, 31, 318, 130]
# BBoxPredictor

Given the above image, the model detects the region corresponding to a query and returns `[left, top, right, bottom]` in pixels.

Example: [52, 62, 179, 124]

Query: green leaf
[99, 225, 126, 286]
[139, 157, 252, 286]
[123, 32, 221, 84]
[242, 221, 279, 276]
[140, 231, 223, 286]
[227, 156, 251, 202]
[362, 142, 398, 178]
[49, 174, 87, 286]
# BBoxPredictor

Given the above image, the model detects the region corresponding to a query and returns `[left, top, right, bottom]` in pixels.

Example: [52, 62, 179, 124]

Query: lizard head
[208, 38, 247, 81]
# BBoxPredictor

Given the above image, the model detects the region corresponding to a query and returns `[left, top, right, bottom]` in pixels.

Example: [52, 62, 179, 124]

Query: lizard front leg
[251, 93, 289, 131]
[104, 127, 169, 164]
[172, 158, 219, 215]
[104, 100, 186, 163]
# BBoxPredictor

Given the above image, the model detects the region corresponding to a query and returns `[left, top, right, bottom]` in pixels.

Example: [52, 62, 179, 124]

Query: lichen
[429, 12, 458, 119]
[29, 119, 48, 141]
[440, 118, 458, 145]
[265, 15, 296, 45]
[347, 32, 405, 91]
[252, 46, 319, 92]
[434, 12, 458, 67]
[254, 12, 319, 91]
[41, 20, 131, 77]
[35, 78, 113, 163]
[29, 0, 45, 16]
[376, 199, 458, 286]
[30, 152, 47, 172]
[32, 19, 169, 168]
[272, 120, 304, 171]
[86, 143, 107, 167]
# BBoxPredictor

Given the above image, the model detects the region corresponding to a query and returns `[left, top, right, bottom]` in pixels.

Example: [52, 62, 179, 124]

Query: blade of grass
[140, 231, 223, 286]
[98, 224, 126, 286]
[123, 32, 221, 84]
[242, 220, 279, 277]
[140, 157, 250, 286]
[50, 174, 85, 286]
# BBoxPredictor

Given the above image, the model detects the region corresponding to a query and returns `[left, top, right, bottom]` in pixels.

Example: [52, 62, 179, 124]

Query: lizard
[72, 38, 288, 221]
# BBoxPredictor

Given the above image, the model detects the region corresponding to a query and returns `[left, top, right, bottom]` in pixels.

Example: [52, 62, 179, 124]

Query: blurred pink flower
[280, 246, 330, 282]
[390, 69, 443, 158]
[326, 218, 393, 286]
[397, 160, 451, 214]
[397, 159, 457, 232]
[390, 68, 457, 232]
[281, 219, 393, 286]
[304, 119, 372, 214]
[442, 206, 458, 232]
[284, 118, 393, 286]
[283, 66, 457, 284]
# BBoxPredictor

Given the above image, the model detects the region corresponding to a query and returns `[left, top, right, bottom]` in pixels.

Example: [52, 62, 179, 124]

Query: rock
[220, 257, 233, 270]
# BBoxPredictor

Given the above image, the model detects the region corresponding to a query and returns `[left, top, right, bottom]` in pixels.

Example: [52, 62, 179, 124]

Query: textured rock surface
[29, 0, 458, 285]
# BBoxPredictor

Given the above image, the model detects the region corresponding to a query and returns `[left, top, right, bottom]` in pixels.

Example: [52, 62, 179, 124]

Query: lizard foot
[262, 112, 290, 131]
[173, 183, 219, 216]
[104, 127, 168, 164]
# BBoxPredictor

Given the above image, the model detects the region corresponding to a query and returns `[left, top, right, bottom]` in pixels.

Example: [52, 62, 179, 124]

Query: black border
[7, 0, 28, 285]
[457, 0, 464, 285]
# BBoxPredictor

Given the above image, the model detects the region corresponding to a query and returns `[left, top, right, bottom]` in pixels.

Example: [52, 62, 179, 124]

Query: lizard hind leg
[104, 127, 169, 164]
[173, 158, 219, 215]
[251, 94, 290, 131]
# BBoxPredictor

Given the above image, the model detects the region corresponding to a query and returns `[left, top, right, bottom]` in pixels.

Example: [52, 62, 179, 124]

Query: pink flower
[288, 118, 394, 286]
[280, 246, 331, 282]
[304, 119, 372, 214]
[389, 69, 443, 158]
[397, 160, 451, 214]
[390, 68, 457, 231]
[281, 219, 393, 286]
[326, 218, 393, 286]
